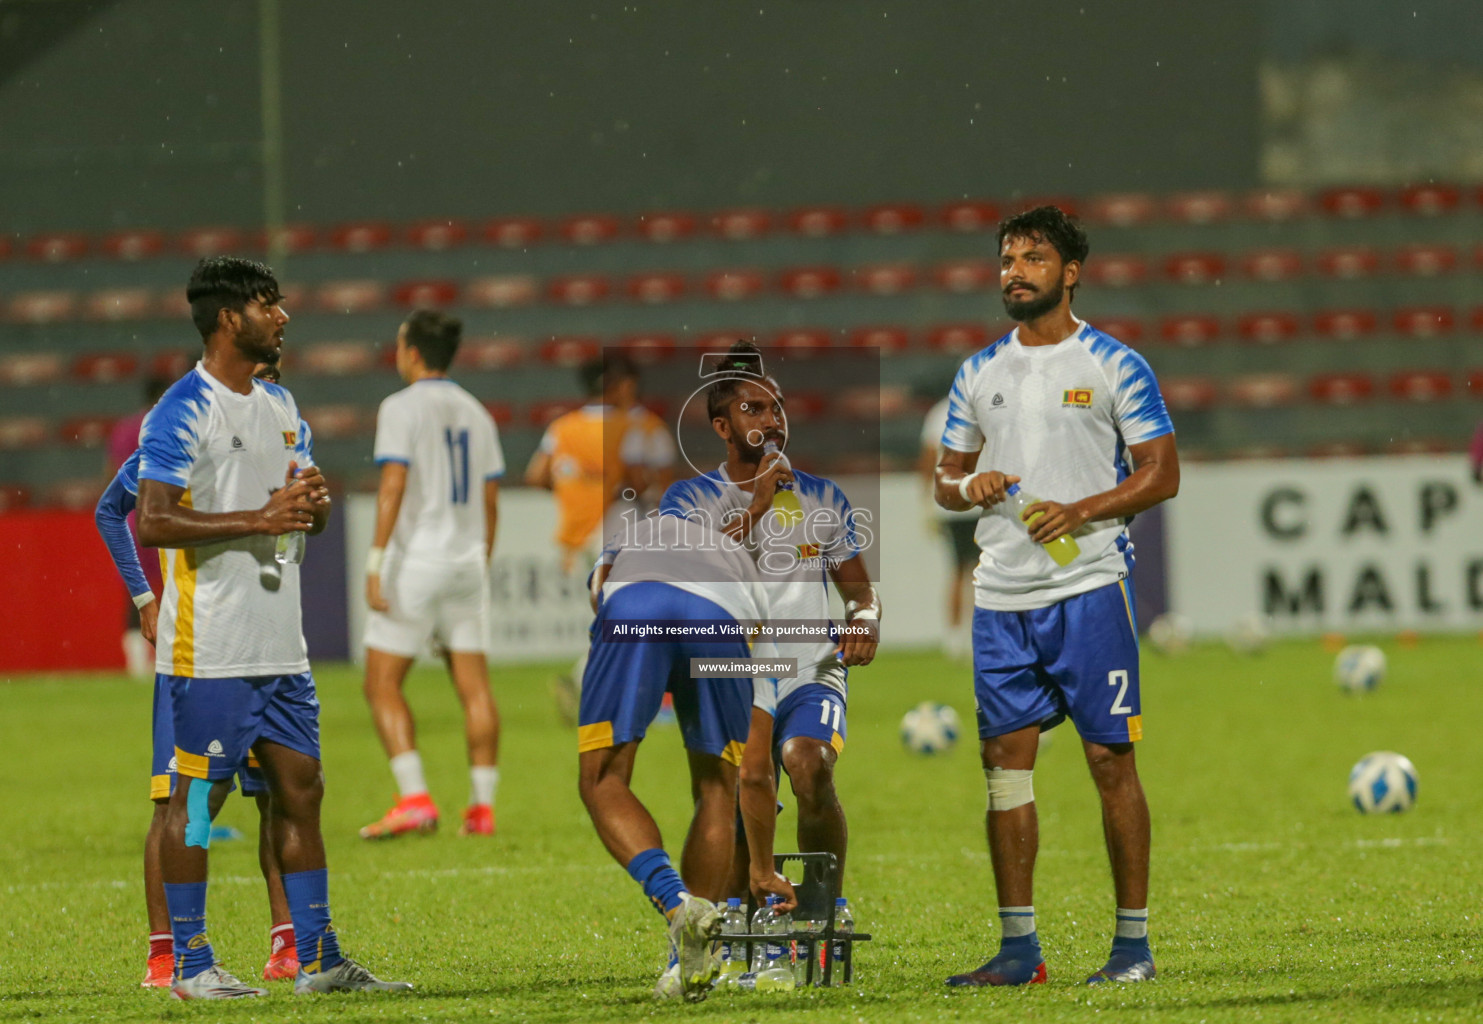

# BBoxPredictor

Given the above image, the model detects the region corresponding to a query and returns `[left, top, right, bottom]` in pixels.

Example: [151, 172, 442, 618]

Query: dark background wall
[0, 0, 1262, 233]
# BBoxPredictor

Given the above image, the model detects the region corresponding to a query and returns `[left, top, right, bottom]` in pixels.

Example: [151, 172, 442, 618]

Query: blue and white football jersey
[941, 320, 1173, 612]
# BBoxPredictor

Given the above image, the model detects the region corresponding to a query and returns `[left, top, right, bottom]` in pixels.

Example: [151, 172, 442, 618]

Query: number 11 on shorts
[818, 700, 842, 731]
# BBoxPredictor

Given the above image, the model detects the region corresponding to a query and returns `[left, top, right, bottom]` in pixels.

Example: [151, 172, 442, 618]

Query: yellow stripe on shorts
[577, 721, 615, 753]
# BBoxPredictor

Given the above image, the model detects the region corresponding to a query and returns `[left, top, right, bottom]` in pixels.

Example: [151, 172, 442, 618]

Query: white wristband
[848, 607, 879, 622]
[365, 546, 385, 575]
[132, 591, 156, 610]
[957, 473, 981, 504]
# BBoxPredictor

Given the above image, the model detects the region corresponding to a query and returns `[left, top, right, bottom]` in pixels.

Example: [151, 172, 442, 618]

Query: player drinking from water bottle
[933, 206, 1179, 987]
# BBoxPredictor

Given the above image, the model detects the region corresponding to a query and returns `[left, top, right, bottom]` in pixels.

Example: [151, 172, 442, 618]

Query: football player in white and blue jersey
[135, 257, 408, 999]
[660, 342, 880, 899]
[934, 207, 1179, 989]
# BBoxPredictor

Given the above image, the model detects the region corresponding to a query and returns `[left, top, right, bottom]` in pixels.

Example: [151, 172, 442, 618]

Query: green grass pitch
[1, 637, 1480, 1022]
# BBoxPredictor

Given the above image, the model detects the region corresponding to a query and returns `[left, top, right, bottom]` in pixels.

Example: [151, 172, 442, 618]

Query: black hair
[705, 340, 779, 420]
[996, 205, 1090, 298]
[578, 351, 638, 398]
[403, 309, 463, 371]
[186, 256, 282, 340]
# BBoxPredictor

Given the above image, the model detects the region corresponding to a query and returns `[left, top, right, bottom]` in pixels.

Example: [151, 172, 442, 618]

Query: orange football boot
[142, 952, 173, 988]
[459, 804, 495, 836]
[262, 929, 299, 981]
[359, 793, 439, 839]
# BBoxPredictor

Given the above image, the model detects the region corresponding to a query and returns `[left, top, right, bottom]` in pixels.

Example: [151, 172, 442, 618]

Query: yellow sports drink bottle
[1004, 483, 1080, 567]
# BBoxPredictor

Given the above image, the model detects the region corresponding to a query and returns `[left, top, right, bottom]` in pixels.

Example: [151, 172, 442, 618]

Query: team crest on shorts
[1062, 388, 1094, 408]
[282, 430, 297, 447]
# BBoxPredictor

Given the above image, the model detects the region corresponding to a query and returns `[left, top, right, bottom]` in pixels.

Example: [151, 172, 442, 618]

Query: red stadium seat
[705, 269, 766, 302]
[548, 274, 612, 306]
[1085, 193, 1157, 227]
[406, 219, 469, 250]
[1166, 191, 1233, 224]
[1313, 308, 1378, 340]
[299, 341, 377, 376]
[178, 226, 244, 258]
[482, 401, 515, 428]
[0, 352, 63, 386]
[26, 232, 88, 262]
[711, 209, 772, 240]
[148, 351, 195, 379]
[626, 272, 687, 304]
[1388, 370, 1453, 402]
[636, 211, 697, 243]
[279, 282, 309, 311]
[538, 337, 601, 367]
[527, 398, 580, 427]
[1309, 373, 1375, 404]
[316, 280, 386, 314]
[466, 274, 538, 308]
[0, 416, 48, 449]
[394, 279, 460, 308]
[0, 236, 11, 261]
[1316, 245, 1380, 279]
[72, 352, 140, 383]
[1241, 248, 1304, 281]
[1398, 184, 1460, 216]
[1393, 306, 1454, 337]
[1244, 189, 1309, 221]
[1159, 376, 1219, 412]
[0, 483, 31, 511]
[559, 214, 620, 245]
[1084, 254, 1148, 287]
[855, 263, 917, 296]
[772, 329, 834, 355]
[1394, 244, 1457, 276]
[327, 222, 392, 253]
[300, 405, 367, 439]
[255, 224, 318, 254]
[1467, 369, 1483, 395]
[483, 217, 544, 248]
[778, 266, 842, 299]
[1228, 372, 1299, 407]
[59, 415, 116, 447]
[934, 259, 997, 293]
[455, 337, 525, 371]
[101, 230, 165, 261]
[925, 324, 989, 354]
[84, 287, 155, 321]
[1320, 186, 1386, 218]
[42, 478, 106, 511]
[782, 391, 829, 421]
[156, 288, 192, 320]
[617, 334, 677, 363]
[1308, 441, 1370, 459]
[939, 200, 1000, 233]
[847, 326, 911, 353]
[1472, 307, 1483, 332]
[1236, 312, 1300, 345]
[787, 206, 849, 237]
[1163, 253, 1226, 285]
[834, 386, 896, 419]
[1159, 314, 1222, 346]
[1091, 316, 1145, 344]
[862, 204, 925, 234]
[8, 290, 77, 324]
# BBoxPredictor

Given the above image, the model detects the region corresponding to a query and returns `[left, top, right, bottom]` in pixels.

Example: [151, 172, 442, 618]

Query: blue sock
[626, 848, 686, 918]
[282, 868, 342, 973]
[163, 881, 213, 979]
[1113, 907, 1150, 951]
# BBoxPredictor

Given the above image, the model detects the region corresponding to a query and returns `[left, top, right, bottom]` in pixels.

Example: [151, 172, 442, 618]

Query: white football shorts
[364, 557, 489, 657]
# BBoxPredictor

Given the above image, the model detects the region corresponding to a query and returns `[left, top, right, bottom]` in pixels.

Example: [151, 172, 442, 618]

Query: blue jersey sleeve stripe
[375, 456, 411, 466]
[137, 372, 210, 489]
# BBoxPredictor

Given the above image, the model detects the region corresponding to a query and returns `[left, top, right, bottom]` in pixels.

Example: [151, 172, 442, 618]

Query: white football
[1147, 613, 1193, 655]
[1334, 644, 1386, 694]
[900, 702, 961, 755]
[1225, 613, 1271, 655]
[1348, 751, 1417, 813]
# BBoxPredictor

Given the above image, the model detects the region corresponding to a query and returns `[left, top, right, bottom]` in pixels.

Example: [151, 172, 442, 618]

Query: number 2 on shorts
[1107, 670, 1133, 715]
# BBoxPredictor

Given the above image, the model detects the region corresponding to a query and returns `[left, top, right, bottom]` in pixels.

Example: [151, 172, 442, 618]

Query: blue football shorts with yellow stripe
[150, 674, 267, 798]
[771, 682, 847, 758]
[578, 582, 752, 765]
[158, 672, 321, 787]
[971, 578, 1143, 746]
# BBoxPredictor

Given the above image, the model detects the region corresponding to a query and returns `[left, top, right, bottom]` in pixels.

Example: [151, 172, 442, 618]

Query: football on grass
[900, 702, 961, 755]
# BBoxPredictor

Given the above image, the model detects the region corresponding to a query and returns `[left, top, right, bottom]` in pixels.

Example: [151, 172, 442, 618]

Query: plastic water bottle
[762, 440, 803, 522]
[749, 897, 794, 991]
[828, 897, 855, 982]
[274, 530, 305, 565]
[716, 898, 749, 986]
[792, 909, 825, 987]
[1002, 483, 1080, 567]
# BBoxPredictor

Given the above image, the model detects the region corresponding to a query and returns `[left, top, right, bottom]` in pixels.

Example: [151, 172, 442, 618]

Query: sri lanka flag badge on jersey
[1062, 388, 1094, 408]
[282, 430, 297, 448]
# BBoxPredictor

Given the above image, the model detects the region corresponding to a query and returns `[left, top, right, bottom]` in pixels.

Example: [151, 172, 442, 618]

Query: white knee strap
[985, 768, 1034, 811]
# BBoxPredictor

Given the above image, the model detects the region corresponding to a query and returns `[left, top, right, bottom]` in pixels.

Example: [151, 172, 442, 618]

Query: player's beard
[234, 322, 282, 367]
[1002, 278, 1064, 322]
[731, 422, 784, 464]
